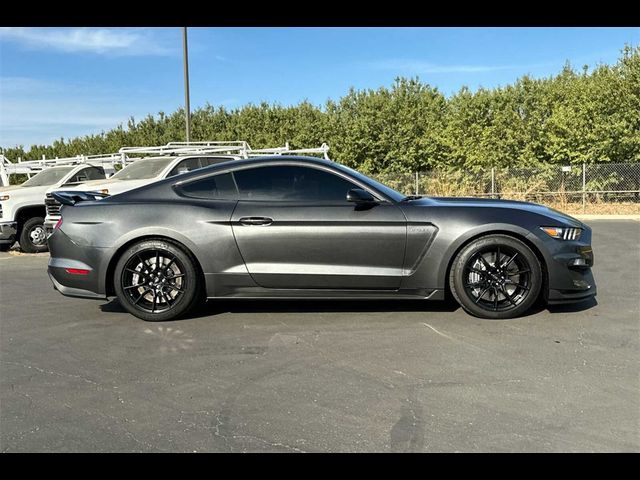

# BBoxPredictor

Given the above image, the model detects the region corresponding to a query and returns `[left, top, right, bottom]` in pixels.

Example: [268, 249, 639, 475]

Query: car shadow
[99, 296, 598, 321]
[99, 297, 461, 319]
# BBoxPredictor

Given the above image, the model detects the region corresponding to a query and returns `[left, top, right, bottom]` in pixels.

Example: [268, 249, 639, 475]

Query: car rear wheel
[449, 234, 542, 319]
[19, 217, 49, 253]
[114, 239, 203, 321]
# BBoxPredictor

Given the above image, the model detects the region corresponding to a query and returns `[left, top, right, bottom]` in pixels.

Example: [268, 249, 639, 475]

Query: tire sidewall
[114, 239, 200, 321]
[450, 235, 542, 319]
[19, 217, 48, 253]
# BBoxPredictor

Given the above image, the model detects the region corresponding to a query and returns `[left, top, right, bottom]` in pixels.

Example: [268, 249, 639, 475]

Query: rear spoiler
[51, 190, 110, 206]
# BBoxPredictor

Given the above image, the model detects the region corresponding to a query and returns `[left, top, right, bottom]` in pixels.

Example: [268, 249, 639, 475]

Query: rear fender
[98, 227, 207, 295]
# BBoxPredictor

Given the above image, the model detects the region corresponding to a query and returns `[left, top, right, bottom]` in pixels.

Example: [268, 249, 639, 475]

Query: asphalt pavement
[1, 219, 638, 452]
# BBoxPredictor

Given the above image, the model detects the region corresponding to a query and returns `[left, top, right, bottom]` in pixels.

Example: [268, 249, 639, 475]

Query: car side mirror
[347, 188, 377, 204]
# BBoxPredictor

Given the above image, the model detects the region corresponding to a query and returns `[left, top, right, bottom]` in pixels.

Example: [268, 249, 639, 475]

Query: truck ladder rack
[1, 141, 330, 187]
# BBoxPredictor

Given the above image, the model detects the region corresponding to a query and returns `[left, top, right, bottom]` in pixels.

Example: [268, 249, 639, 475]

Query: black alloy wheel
[450, 234, 542, 319]
[114, 239, 203, 321]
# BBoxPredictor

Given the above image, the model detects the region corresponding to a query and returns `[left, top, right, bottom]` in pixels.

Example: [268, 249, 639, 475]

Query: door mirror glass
[346, 188, 376, 203]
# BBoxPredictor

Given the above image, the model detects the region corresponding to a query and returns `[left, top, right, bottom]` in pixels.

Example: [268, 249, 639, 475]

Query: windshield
[333, 164, 406, 202]
[111, 157, 174, 180]
[21, 167, 75, 187]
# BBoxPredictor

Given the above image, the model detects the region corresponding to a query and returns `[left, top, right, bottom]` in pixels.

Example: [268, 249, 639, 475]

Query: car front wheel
[114, 239, 203, 321]
[449, 234, 542, 319]
[19, 217, 49, 253]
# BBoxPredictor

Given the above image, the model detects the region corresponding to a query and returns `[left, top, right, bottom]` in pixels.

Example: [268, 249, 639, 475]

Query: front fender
[434, 223, 546, 288]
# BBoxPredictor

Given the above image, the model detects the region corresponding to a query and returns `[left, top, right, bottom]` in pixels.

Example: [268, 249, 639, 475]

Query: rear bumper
[47, 229, 109, 299]
[0, 221, 17, 244]
[48, 271, 106, 300]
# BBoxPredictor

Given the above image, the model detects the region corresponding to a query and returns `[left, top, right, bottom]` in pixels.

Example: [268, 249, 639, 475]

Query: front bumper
[547, 262, 597, 304]
[546, 241, 597, 304]
[0, 221, 17, 244]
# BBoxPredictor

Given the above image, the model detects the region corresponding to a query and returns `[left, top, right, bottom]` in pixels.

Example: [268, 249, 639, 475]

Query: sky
[0, 27, 638, 149]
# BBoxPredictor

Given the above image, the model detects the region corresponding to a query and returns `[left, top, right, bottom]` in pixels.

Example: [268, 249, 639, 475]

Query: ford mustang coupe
[47, 156, 596, 321]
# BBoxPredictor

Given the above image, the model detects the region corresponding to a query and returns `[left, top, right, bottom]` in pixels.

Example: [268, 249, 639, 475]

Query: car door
[230, 164, 407, 290]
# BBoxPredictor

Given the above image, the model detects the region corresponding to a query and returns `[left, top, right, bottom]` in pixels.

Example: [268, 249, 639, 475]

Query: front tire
[19, 217, 48, 253]
[114, 239, 203, 321]
[449, 234, 542, 319]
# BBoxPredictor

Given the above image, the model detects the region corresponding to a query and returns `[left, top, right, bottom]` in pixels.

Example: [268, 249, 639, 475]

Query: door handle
[239, 216, 273, 226]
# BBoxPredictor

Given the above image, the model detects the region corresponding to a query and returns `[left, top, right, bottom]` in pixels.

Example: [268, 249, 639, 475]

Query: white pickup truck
[0, 164, 109, 252]
[44, 154, 241, 234]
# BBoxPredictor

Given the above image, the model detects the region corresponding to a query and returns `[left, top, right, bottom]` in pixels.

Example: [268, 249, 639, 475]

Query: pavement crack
[1, 360, 100, 386]
[420, 323, 491, 353]
[231, 434, 307, 453]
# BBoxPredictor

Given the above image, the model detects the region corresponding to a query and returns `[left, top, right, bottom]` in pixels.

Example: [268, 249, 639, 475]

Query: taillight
[65, 268, 90, 275]
[54, 218, 63, 230]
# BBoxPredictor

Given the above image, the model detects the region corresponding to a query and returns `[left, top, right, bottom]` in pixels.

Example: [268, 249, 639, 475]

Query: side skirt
[204, 273, 445, 300]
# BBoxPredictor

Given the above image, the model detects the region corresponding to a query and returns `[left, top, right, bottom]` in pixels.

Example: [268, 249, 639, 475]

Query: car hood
[420, 196, 585, 227]
[0, 184, 25, 194]
[0, 183, 50, 199]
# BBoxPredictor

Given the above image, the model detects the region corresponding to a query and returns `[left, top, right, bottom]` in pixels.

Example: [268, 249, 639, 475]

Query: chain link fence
[372, 163, 640, 214]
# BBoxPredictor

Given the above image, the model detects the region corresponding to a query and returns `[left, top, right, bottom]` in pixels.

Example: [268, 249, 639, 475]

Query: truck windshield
[111, 157, 174, 180]
[21, 167, 75, 187]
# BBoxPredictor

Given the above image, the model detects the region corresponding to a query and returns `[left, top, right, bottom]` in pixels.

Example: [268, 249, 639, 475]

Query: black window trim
[173, 161, 391, 203]
[167, 155, 242, 179]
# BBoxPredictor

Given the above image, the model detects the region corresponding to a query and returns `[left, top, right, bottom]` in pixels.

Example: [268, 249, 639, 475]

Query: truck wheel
[19, 217, 49, 253]
[0, 243, 11, 252]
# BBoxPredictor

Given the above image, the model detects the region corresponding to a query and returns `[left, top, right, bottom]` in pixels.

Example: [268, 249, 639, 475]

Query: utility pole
[182, 27, 191, 142]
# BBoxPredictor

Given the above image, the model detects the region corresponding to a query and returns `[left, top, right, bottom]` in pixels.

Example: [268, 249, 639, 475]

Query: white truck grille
[45, 193, 62, 216]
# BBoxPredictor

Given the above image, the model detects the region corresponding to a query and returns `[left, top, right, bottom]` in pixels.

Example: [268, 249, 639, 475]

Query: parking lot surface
[1, 219, 638, 452]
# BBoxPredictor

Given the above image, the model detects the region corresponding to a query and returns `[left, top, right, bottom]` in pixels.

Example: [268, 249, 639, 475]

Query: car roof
[102, 156, 337, 201]
[46, 165, 81, 170]
[122, 154, 241, 164]
[177, 155, 334, 180]
[132, 156, 178, 161]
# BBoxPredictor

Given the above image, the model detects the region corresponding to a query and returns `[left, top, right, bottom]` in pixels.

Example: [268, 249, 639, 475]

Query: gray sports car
[47, 156, 596, 321]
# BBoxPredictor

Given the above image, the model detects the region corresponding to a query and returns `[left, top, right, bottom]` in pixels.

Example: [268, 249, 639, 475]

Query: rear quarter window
[178, 173, 238, 199]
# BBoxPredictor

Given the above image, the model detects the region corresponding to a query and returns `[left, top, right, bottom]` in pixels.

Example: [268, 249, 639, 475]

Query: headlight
[540, 226, 582, 241]
[0, 195, 9, 201]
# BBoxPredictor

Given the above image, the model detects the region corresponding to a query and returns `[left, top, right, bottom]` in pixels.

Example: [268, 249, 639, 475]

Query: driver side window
[233, 165, 360, 202]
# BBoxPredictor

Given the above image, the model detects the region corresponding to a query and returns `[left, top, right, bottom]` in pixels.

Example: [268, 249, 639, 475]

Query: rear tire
[449, 234, 542, 319]
[0, 243, 12, 252]
[114, 239, 204, 321]
[19, 217, 48, 253]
